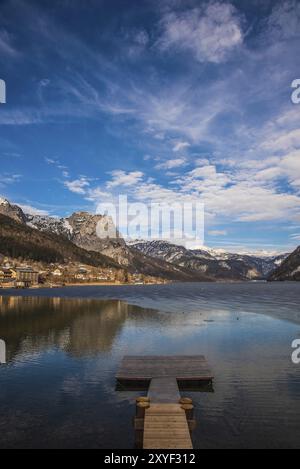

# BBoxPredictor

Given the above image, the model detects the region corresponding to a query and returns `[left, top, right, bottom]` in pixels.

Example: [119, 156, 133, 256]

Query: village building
[0, 268, 17, 284]
[97, 275, 109, 281]
[15, 267, 39, 287]
[75, 273, 86, 281]
[52, 269, 63, 277]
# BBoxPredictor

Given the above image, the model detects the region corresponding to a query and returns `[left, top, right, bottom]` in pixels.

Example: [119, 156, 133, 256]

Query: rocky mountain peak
[67, 211, 124, 244]
[0, 197, 10, 206]
[0, 197, 27, 224]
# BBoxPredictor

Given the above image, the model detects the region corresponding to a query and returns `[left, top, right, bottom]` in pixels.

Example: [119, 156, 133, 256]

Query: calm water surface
[0, 282, 300, 449]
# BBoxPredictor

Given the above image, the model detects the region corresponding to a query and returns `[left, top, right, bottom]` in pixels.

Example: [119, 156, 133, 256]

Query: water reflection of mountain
[0, 297, 155, 362]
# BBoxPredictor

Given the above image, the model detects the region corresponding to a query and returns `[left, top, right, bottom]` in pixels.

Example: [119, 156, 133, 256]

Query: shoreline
[0, 281, 167, 290]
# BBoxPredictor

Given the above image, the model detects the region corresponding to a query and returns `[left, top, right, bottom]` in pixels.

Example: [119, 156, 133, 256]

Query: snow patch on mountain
[0, 197, 10, 206]
[26, 215, 72, 239]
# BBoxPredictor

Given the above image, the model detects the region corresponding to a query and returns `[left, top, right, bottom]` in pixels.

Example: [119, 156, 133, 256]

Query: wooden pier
[116, 356, 213, 449]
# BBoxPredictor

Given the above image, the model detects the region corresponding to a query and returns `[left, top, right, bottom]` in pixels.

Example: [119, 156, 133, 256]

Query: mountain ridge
[0, 199, 209, 281]
[268, 246, 300, 281]
[130, 240, 289, 280]
[0, 213, 122, 269]
[0, 197, 290, 281]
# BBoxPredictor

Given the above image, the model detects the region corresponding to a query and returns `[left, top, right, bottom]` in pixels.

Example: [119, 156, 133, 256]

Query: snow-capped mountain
[0, 198, 125, 258]
[0, 198, 207, 280]
[0, 197, 289, 281]
[193, 248, 287, 277]
[26, 214, 73, 239]
[0, 197, 27, 224]
[131, 240, 289, 280]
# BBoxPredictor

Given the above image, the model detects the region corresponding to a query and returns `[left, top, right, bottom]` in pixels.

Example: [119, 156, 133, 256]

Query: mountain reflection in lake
[0, 289, 300, 449]
[0, 297, 135, 361]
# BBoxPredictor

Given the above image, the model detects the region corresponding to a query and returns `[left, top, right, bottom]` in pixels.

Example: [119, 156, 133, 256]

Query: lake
[0, 282, 300, 449]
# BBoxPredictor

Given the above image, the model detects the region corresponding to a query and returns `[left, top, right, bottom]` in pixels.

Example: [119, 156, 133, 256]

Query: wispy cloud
[0, 173, 22, 188]
[0, 29, 19, 57]
[173, 141, 191, 152]
[45, 157, 70, 179]
[157, 2, 244, 63]
[106, 170, 144, 189]
[208, 230, 228, 236]
[155, 158, 187, 170]
[18, 204, 49, 216]
[64, 178, 90, 195]
[266, 0, 300, 41]
[2, 0, 300, 252]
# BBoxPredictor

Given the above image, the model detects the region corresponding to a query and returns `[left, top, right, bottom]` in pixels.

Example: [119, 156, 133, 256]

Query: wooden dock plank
[148, 378, 180, 403]
[116, 355, 213, 383]
[143, 403, 193, 450]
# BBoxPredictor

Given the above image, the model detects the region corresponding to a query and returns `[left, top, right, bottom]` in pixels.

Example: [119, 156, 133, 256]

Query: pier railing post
[180, 399, 196, 433]
[134, 397, 150, 449]
[136, 402, 150, 418]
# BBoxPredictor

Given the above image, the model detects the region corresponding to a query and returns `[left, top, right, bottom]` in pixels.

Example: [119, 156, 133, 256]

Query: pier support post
[134, 397, 150, 449]
[181, 403, 194, 420]
[136, 399, 150, 419]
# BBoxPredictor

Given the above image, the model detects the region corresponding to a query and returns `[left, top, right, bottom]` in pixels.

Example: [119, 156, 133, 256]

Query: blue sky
[0, 0, 300, 254]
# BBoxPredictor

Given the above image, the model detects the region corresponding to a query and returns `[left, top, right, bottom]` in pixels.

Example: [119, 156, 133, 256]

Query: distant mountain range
[130, 240, 288, 281]
[0, 197, 296, 282]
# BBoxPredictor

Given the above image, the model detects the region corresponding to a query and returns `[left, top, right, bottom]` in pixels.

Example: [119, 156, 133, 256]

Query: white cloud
[85, 187, 110, 202]
[231, 150, 300, 192]
[4, 0, 298, 253]
[64, 178, 90, 194]
[261, 128, 300, 152]
[194, 158, 211, 167]
[19, 204, 49, 216]
[280, 151, 300, 189]
[125, 29, 150, 58]
[45, 158, 57, 165]
[155, 158, 187, 170]
[179, 164, 231, 193]
[173, 141, 191, 152]
[0, 173, 22, 188]
[267, 0, 300, 41]
[107, 170, 144, 188]
[208, 230, 228, 236]
[45, 157, 70, 180]
[131, 161, 300, 225]
[157, 2, 243, 63]
[276, 107, 300, 126]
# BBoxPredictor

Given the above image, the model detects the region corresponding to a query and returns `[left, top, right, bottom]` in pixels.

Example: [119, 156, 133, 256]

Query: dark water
[0, 282, 300, 449]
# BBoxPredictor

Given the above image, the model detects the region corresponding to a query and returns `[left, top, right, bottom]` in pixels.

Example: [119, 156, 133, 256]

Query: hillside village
[0, 255, 164, 289]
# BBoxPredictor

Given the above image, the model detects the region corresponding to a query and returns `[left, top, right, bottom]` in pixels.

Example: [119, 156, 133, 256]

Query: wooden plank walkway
[116, 356, 213, 450]
[144, 378, 193, 449]
[116, 355, 213, 383]
[144, 404, 193, 449]
[148, 377, 180, 403]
